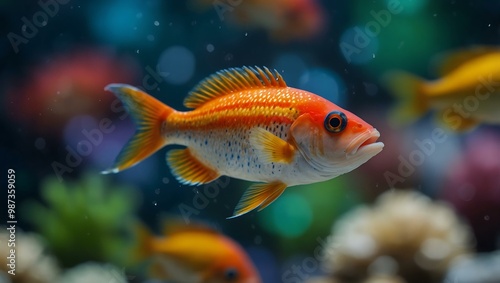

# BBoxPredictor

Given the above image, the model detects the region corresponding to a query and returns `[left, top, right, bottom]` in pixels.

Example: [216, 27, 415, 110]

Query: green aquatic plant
[23, 173, 140, 268]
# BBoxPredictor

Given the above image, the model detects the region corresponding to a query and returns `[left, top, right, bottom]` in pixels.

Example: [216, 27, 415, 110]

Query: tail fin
[383, 71, 428, 127]
[102, 84, 173, 174]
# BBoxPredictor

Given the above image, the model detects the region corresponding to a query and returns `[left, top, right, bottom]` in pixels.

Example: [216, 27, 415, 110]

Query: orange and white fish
[135, 221, 261, 283]
[384, 46, 500, 131]
[103, 67, 384, 218]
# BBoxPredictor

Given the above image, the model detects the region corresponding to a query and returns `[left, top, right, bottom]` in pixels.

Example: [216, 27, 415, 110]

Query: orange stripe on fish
[103, 66, 384, 218]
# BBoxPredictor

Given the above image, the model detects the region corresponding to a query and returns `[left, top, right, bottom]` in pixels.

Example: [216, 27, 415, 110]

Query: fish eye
[324, 111, 347, 133]
[224, 267, 239, 281]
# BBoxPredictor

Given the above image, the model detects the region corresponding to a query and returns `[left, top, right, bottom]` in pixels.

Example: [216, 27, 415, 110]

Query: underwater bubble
[154, 20, 159, 26]
[272, 53, 307, 87]
[224, 53, 234, 61]
[147, 34, 155, 41]
[206, 44, 215, 52]
[162, 177, 170, 184]
[299, 68, 346, 106]
[339, 25, 379, 65]
[35, 137, 46, 150]
[157, 46, 196, 85]
[263, 192, 313, 238]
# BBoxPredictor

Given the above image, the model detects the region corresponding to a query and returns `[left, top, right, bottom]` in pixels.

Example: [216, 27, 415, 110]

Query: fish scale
[103, 66, 383, 217]
[163, 88, 304, 182]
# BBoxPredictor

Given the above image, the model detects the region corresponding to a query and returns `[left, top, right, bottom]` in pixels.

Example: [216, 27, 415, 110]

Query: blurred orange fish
[193, 0, 326, 41]
[103, 67, 383, 218]
[135, 221, 261, 283]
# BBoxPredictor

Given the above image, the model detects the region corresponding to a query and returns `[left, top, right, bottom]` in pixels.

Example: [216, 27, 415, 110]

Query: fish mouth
[346, 129, 384, 157]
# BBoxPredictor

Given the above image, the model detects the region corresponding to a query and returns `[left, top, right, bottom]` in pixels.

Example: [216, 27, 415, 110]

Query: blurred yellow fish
[135, 221, 261, 283]
[103, 67, 383, 218]
[384, 46, 500, 131]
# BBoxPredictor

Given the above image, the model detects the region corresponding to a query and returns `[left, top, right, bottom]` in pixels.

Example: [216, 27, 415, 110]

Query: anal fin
[228, 182, 287, 219]
[437, 110, 479, 132]
[167, 148, 220, 185]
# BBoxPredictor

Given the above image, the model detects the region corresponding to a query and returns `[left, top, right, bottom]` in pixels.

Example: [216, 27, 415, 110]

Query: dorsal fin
[433, 46, 500, 76]
[160, 217, 221, 237]
[184, 66, 287, 109]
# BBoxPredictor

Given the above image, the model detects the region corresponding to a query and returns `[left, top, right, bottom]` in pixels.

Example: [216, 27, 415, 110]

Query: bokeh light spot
[261, 192, 313, 238]
[299, 68, 346, 106]
[157, 46, 196, 85]
[63, 115, 99, 148]
[386, 0, 428, 15]
[272, 53, 307, 87]
[339, 25, 379, 65]
[35, 137, 46, 150]
[206, 44, 215, 52]
[89, 1, 142, 45]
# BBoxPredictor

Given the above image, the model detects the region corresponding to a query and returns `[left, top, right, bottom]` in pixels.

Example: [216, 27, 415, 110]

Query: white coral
[323, 190, 473, 283]
[57, 262, 127, 283]
[0, 228, 60, 283]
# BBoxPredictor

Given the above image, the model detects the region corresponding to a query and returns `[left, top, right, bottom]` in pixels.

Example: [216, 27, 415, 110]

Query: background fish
[103, 66, 384, 218]
[384, 46, 500, 131]
[192, 0, 326, 41]
[134, 221, 261, 283]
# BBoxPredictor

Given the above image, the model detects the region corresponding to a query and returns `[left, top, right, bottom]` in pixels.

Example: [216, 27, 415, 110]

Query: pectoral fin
[228, 182, 287, 219]
[249, 127, 296, 163]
